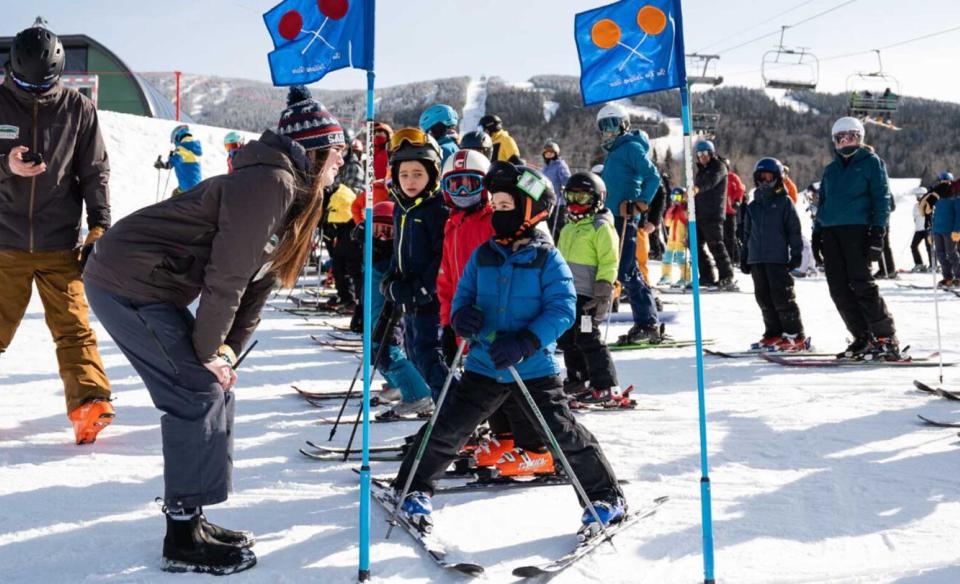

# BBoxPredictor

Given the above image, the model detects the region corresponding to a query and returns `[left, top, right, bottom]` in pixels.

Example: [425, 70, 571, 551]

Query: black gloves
[451, 305, 484, 338]
[441, 325, 457, 366]
[866, 226, 885, 262]
[489, 330, 540, 370]
[787, 253, 803, 271]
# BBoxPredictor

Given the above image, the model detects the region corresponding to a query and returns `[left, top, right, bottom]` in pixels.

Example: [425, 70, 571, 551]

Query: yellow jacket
[327, 184, 357, 224]
[490, 129, 521, 163]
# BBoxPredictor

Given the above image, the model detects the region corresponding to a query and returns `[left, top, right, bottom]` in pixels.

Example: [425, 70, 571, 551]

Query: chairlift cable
[714, 0, 859, 56]
[694, 0, 810, 52]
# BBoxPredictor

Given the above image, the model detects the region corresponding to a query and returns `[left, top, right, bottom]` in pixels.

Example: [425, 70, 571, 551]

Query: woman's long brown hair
[271, 148, 331, 287]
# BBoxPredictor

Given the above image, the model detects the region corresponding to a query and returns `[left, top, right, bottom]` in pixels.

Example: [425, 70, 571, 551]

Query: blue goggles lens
[442, 173, 484, 197]
[598, 117, 621, 133]
[11, 74, 54, 93]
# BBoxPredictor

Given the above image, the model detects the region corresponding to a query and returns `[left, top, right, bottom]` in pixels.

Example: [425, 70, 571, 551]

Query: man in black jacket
[693, 140, 736, 290]
[0, 24, 113, 444]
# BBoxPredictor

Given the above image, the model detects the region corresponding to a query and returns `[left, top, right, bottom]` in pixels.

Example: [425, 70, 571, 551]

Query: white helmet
[597, 103, 631, 130]
[831, 116, 865, 138]
[440, 148, 492, 209]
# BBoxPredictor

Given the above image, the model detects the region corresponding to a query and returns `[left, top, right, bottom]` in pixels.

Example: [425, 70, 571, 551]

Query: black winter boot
[200, 512, 256, 549]
[162, 511, 257, 575]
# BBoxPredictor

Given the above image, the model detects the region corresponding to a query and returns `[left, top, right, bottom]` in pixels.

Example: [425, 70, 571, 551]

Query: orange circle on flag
[637, 6, 667, 35]
[591, 19, 621, 49]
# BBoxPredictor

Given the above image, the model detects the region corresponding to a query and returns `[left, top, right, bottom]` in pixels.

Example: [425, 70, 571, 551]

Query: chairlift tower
[686, 54, 722, 138]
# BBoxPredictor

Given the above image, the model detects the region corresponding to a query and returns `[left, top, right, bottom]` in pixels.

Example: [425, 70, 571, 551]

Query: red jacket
[725, 172, 745, 216]
[437, 205, 495, 326]
[350, 180, 390, 224]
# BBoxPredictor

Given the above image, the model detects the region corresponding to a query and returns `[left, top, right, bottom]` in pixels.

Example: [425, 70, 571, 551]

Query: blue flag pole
[673, 2, 715, 582]
[358, 1, 376, 581]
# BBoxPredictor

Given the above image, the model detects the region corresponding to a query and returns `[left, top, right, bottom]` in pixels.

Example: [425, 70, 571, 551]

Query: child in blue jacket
[392, 161, 624, 539]
[381, 129, 451, 399]
[930, 177, 960, 287]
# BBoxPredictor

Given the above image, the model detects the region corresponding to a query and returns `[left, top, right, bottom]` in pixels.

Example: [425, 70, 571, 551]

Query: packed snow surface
[2, 113, 958, 583]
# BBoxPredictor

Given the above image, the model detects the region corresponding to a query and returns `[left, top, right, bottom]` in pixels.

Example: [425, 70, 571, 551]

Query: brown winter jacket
[84, 130, 310, 362]
[0, 70, 110, 252]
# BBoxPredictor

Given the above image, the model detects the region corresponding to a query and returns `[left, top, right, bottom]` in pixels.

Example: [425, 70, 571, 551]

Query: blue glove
[451, 305, 484, 338]
[489, 330, 540, 370]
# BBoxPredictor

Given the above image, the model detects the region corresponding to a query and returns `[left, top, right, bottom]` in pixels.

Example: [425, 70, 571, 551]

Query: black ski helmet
[479, 114, 502, 133]
[9, 25, 65, 86]
[753, 157, 784, 187]
[565, 172, 606, 205]
[460, 130, 493, 159]
[483, 161, 555, 243]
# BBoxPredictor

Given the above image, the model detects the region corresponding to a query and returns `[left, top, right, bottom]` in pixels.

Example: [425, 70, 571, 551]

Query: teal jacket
[601, 131, 661, 214]
[815, 146, 891, 229]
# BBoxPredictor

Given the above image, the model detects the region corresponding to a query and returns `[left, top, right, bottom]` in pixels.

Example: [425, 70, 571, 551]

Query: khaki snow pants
[0, 249, 111, 413]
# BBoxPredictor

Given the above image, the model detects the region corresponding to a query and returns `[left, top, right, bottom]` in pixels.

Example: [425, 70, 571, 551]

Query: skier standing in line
[223, 131, 244, 174]
[479, 114, 522, 164]
[596, 103, 663, 344]
[815, 117, 900, 360]
[83, 85, 346, 574]
[541, 140, 571, 237]
[393, 161, 625, 538]
[740, 158, 807, 352]
[420, 104, 460, 164]
[155, 123, 203, 196]
[693, 139, 736, 290]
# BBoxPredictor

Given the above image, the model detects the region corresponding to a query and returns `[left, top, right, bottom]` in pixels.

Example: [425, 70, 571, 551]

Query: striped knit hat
[277, 86, 345, 151]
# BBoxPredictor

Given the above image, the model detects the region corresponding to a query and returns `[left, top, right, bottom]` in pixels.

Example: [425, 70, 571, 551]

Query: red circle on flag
[278, 10, 303, 40]
[318, 0, 349, 20]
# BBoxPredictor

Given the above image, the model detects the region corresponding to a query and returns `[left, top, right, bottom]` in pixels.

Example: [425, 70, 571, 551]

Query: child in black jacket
[740, 157, 806, 352]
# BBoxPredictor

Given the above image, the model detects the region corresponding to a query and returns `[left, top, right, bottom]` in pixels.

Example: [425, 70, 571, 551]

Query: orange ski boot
[472, 433, 514, 468]
[495, 448, 555, 477]
[68, 399, 115, 445]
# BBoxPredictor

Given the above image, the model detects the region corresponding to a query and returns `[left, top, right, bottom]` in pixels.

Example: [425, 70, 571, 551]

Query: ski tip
[454, 563, 485, 576]
[512, 566, 548, 578]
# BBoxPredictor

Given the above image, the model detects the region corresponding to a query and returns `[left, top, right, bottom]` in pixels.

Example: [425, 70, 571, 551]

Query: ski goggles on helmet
[10, 72, 55, 93]
[372, 223, 394, 241]
[442, 172, 484, 197]
[389, 127, 431, 153]
[833, 130, 861, 143]
[671, 193, 684, 203]
[564, 190, 594, 205]
[597, 117, 622, 133]
[225, 142, 242, 152]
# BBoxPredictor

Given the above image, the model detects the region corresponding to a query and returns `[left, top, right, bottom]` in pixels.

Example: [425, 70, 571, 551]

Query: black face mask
[492, 209, 526, 242]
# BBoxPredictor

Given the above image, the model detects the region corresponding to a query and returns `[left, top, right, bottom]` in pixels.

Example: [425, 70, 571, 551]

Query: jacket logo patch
[0, 125, 19, 140]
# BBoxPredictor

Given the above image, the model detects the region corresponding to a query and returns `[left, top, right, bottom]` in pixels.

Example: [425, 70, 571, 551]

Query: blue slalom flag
[264, 0, 374, 86]
[575, 0, 686, 105]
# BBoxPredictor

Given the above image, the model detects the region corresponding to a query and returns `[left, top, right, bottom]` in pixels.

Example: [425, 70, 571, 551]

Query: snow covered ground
[2, 114, 959, 583]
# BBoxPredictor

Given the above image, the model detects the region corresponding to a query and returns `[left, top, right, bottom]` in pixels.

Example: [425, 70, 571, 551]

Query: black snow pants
[394, 371, 622, 505]
[750, 263, 804, 337]
[556, 295, 619, 390]
[696, 218, 733, 284]
[821, 225, 896, 339]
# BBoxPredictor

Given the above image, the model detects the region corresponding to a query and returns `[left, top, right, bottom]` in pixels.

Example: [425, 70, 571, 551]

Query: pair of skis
[913, 380, 960, 428]
[608, 338, 716, 352]
[369, 477, 667, 578]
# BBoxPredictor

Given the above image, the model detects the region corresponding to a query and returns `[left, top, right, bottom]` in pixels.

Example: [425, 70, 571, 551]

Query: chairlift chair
[686, 54, 724, 87]
[846, 50, 901, 124]
[761, 26, 819, 91]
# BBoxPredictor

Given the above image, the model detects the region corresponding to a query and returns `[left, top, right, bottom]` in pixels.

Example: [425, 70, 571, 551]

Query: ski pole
[154, 165, 162, 203]
[505, 364, 616, 549]
[606, 212, 631, 343]
[160, 167, 173, 202]
[332, 302, 402, 444]
[232, 339, 259, 370]
[930, 243, 945, 383]
[386, 338, 467, 540]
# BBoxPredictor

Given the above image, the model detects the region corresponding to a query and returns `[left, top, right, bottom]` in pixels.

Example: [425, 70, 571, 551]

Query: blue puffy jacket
[170, 136, 203, 191]
[742, 184, 803, 265]
[389, 190, 448, 307]
[931, 195, 959, 235]
[452, 231, 576, 382]
[437, 135, 459, 166]
[601, 130, 661, 214]
[815, 146, 891, 229]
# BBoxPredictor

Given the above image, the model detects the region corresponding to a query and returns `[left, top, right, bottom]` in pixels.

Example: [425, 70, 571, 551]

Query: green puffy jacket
[815, 146, 891, 229]
[556, 208, 618, 297]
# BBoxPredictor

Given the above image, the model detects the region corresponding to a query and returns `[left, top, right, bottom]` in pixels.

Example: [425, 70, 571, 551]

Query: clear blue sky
[10, 0, 960, 100]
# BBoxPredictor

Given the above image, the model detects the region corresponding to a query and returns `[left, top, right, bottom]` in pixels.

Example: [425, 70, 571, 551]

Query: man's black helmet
[10, 25, 65, 86]
[460, 130, 493, 159]
[479, 114, 502, 132]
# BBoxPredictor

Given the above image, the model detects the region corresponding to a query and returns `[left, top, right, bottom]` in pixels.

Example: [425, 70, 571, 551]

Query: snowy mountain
[3, 110, 960, 583]
[141, 72, 960, 189]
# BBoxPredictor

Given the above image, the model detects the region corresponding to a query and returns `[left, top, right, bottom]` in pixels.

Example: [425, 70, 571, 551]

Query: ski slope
[2, 113, 959, 583]
[459, 76, 488, 135]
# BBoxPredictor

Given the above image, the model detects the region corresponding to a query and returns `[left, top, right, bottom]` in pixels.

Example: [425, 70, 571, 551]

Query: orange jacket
[350, 180, 390, 223]
[784, 176, 798, 204]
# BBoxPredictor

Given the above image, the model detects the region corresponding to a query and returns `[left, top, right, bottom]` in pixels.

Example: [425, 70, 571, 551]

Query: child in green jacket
[556, 172, 624, 404]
